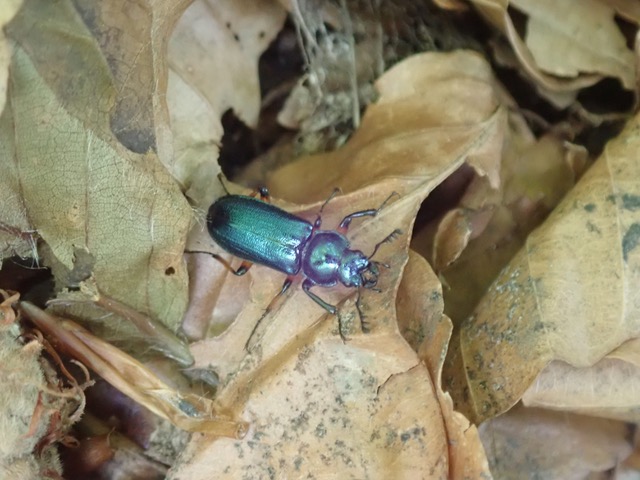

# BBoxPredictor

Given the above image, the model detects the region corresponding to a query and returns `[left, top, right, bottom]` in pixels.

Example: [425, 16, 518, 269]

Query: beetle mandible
[187, 187, 400, 344]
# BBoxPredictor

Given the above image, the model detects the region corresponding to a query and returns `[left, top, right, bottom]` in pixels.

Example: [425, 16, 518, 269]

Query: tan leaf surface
[397, 251, 491, 479]
[480, 405, 632, 479]
[449, 111, 640, 423]
[176, 50, 502, 478]
[522, 337, 640, 422]
[0, 0, 192, 343]
[20, 302, 247, 438]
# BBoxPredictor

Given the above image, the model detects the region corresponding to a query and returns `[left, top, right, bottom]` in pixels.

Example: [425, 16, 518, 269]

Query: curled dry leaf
[470, 0, 634, 106]
[448, 111, 640, 423]
[178, 50, 504, 477]
[511, 0, 636, 89]
[417, 128, 584, 324]
[480, 405, 632, 478]
[167, 0, 286, 207]
[20, 302, 248, 439]
[1, 0, 193, 344]
[522, 336, 640, 422]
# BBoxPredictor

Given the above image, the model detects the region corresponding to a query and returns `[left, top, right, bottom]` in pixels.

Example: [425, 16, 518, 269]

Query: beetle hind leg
[245, 275, 294, 350]
[184, 251, 253, 276]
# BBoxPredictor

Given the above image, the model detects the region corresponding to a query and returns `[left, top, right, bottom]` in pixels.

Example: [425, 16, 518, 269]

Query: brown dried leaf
[470, 0, 627, 105]
[522, 337, 640, 422]
[421, 130, 583, 324]
[0, 0, 22, 115]
[449, 111, 640, 422]
[512, 0, 636, 89]
[397, 252, 491, 479]
[480, 406, 632, 478]
[177, 50, 502, 478]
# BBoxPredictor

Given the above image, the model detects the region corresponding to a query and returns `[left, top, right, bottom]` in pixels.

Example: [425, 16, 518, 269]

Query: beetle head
[338, 251, 371, 288]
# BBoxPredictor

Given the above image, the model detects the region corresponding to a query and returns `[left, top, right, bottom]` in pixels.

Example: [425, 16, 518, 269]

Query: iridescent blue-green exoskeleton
[187, 187, 400, 346]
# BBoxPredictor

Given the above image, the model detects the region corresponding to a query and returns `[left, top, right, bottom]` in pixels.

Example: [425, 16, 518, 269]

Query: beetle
[186, 187, 400, 345]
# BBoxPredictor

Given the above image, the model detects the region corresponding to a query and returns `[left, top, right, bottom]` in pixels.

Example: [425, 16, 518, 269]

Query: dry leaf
[167, 0, 286, 207]
[448, 111, 640, 423]
[176, 50, 503, 478]
[470, 0, 622, 107]
[512, 0, 635, 89]
[480, 405, 632, 479]
[0, 0, 193, 347]
[421, 131, 583, 324]
[397, 251, 491, 479]
[0, 0, 22, 116]
[20, 302, 247, 438]
[522, 337, 640, 422]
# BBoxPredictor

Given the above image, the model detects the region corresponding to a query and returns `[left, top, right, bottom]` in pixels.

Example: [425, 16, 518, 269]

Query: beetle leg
[184, 251, 253, 276]
[313, 188, 341, 230]
[355, 289, 370, 333]
[337, 192, 399, 234]
[368, 229, 402, 259]
[245, 276, 294, 350]
[302, 279, 337, 315]
[302, 279, 349, 342]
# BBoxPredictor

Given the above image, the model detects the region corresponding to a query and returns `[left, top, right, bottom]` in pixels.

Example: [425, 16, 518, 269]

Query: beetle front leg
[184, 251, 253, 276]
[302, 279, 350, 342]
[337, 192, 399, 234]
[302, 279, 336, 315]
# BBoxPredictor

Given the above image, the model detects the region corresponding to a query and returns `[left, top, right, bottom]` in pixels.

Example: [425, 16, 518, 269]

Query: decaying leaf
[3, 0, 638, 477]
[522, 337, 640, 422]
[416, 126, 585, 324]
[0, 0, 193, 349]
[448, 111, 640, 423]
[20, 302, 247, 438]
[0, 292, 81, 479]
[511, 0, 635, 89]
[0, 0, 22, 116]
[397, 251, 491, 479]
